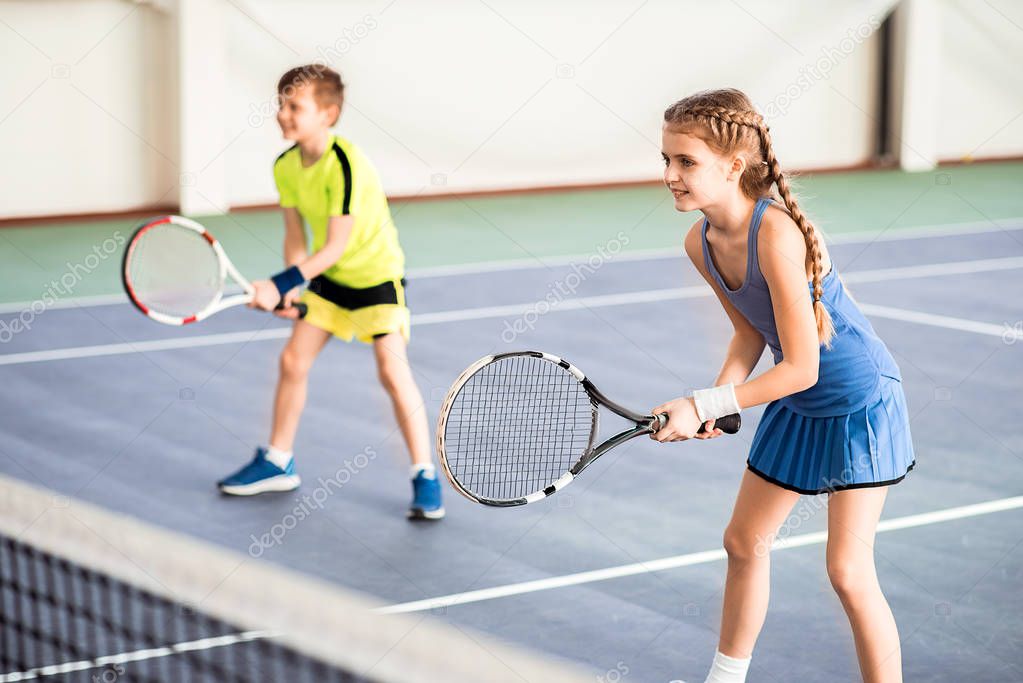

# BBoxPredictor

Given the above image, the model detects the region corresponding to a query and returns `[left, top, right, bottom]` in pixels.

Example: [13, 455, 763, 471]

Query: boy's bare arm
[282, 208, 307, 267]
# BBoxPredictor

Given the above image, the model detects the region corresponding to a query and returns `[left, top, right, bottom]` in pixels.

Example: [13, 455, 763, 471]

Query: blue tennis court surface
[2, 221, 1021, 682]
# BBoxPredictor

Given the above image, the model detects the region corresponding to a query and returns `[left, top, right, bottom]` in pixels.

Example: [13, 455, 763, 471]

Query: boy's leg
[218, 320, 330, 495]
[373, 332, 443, 519]
[269, 319, 333, 452]
[372, 332, 431, 466]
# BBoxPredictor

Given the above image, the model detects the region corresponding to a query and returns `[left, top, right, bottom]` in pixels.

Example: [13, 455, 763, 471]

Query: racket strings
[126, 223, 223, 317]
[444, 355, 594, 501]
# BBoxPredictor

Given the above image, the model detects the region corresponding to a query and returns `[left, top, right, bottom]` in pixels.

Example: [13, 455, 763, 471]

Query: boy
[217, 64, 444, 520]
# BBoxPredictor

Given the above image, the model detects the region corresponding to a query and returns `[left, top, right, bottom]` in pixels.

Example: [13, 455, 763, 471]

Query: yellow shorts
[299, 276, 410, 344]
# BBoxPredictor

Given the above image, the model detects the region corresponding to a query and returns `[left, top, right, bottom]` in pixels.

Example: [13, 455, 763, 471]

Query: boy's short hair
[277, 64, 344, 125]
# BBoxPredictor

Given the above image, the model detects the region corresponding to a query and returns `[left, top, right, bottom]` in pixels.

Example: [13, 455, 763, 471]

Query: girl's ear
[728, 156, 746, 182]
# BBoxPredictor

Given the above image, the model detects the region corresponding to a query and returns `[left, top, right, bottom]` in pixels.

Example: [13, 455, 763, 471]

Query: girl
[652, 89, 914, 683]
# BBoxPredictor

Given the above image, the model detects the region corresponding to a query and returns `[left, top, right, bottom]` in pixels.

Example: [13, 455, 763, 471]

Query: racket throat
[572, 424, 652, 476]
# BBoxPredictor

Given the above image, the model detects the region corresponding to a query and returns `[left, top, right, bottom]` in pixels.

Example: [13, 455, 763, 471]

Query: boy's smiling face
[277, 83, 337, 143]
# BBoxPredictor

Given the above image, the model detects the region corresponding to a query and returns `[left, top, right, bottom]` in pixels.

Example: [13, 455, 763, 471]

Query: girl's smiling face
[661, 125, 737, 212]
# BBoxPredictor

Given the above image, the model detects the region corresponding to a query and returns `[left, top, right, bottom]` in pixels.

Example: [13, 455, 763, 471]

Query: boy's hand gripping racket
[122, 215, 306, 325]
[437, 351, 741, 507]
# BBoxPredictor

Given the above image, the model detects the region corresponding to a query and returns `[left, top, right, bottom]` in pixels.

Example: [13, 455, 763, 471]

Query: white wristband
[691, 383, 740, 423]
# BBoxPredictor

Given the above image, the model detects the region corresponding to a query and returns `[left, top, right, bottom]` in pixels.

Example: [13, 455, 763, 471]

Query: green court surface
[1, 160, 1021, 305]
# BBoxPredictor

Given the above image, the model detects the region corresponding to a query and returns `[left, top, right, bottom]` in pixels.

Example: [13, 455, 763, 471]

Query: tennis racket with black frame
[122, 215, 306, 325]
[437, 350, 741, 507]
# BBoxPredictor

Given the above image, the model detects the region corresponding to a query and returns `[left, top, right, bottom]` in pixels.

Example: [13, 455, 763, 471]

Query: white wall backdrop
[225, 0, 889, 207]
[0, 0, 177, 217]
[936, 0, 1023, 161]
[0, 0, 1019, 218]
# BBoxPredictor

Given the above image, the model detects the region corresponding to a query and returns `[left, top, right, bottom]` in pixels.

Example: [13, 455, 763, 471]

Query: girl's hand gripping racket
[437, 351, 741, 507]
[122, 215, 307, 325]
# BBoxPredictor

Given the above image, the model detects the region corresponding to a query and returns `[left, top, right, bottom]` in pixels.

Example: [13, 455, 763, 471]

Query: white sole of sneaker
[219, 474, 301, 496]
[407, 507, 445, 520]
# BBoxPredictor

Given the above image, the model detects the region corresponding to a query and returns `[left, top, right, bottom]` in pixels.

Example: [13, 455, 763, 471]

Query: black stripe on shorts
[308, 276, 406, 311]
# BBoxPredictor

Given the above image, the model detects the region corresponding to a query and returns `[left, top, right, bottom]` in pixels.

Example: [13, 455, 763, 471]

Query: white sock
[264, 445, 293, 469]
[410, 463, 436, 479]
[704, 651, 751, 683]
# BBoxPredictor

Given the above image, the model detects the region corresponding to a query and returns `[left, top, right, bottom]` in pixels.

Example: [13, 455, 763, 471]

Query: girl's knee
[723, 525, 768, 563]
[826, 556, 875, 601]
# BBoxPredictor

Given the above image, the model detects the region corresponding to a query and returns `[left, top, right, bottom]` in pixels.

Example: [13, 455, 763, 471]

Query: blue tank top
[701, 197, 901, 417]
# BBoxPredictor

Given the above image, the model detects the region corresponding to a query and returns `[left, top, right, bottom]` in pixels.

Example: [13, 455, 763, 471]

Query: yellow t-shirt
[273, 135, 404, 288]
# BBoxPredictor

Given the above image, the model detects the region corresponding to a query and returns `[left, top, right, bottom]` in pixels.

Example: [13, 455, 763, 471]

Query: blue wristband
[270, 266, 306, 297]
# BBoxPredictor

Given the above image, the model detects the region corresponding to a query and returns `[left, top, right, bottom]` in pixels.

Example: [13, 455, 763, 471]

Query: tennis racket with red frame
[122, 215, 306, 325]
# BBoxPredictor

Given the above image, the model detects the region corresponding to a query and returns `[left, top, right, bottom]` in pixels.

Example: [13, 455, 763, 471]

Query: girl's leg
[268, 320, 332, 451]
[717, 470, 801, 657]
[826, 487, 902, 683]
[372, 332, 431, 466]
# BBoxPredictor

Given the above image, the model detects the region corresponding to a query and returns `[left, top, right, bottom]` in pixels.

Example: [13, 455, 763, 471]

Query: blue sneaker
[218, 448, 301, 496]
[408, 469, 445, 520]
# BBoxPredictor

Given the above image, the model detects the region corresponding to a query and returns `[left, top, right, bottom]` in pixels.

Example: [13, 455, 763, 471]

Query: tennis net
[0, 474, 590, 682]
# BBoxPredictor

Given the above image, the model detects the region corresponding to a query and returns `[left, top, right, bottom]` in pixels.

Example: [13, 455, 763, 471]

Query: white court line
[0, 218, 1020, 315]
[0, 292, 128, 315]
[376, 495, 1023, 615]
[0, 631, 271, 682]
[0, 329, 293, 366]
[1, 256, 1021, 367]
[858, 303, 1022, 341]
[840, 255, 1023, 283]
[0, 289, 707, 366]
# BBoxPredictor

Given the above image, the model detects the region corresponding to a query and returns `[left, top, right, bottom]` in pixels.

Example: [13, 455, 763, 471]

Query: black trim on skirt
[746, 460, 916, 495]
[307, 276, 407, 311]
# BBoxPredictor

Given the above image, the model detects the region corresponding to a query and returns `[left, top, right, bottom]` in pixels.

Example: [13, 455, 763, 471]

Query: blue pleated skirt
[747, 375, 916, 494]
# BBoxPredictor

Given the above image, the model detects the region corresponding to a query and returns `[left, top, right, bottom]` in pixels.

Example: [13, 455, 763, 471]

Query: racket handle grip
[274, 301, 308, 319]
[653, 412, 741, 434]
[698, 413, 741, 434]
